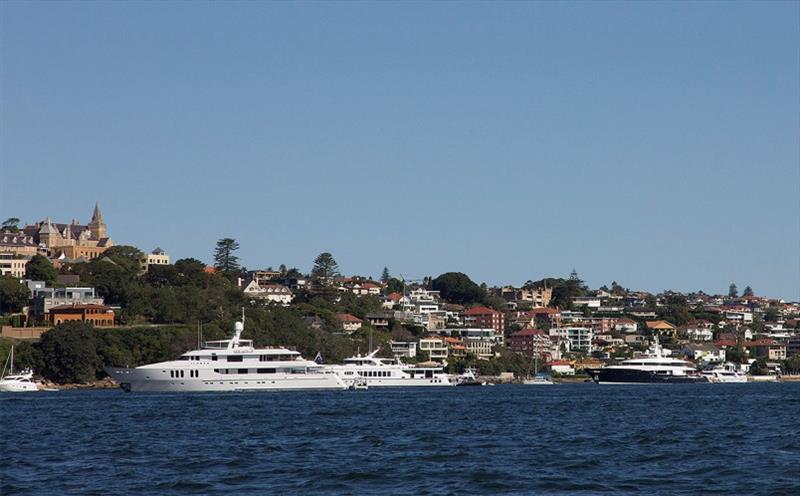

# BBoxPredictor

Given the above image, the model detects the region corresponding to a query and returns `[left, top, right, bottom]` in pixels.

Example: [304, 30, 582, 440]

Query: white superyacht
[105, 320, 346, 392]
[324, 349, 453, 387]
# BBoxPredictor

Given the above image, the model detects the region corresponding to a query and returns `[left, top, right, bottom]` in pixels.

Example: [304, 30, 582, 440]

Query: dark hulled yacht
[587, 339, 708, 384]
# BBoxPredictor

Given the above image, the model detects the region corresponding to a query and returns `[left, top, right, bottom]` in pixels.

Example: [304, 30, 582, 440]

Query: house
[336, 313, 363, 332]
[509, 328, 554, 358]
[242, 281, 293, 305]
[548, 360, 575, 375]
[746, 340, 787, 361]
[681, 320, 715, 342]
[48, 303, 115, 327]
[389, 340, 417, 358]
[31, 285, 104, 319]
[365, 312, 392, 328]
[419, 337, 448, 360]
[462, 306, 505, 333]
[438, 328, 502, 358]
[645, 320, 677, 337]
[443, 336, 466, 358]
[614, 318, 638, 334]
[0, 253, 27, 277]
[143, 247, 170, 268]
[683, 344, 726, 363]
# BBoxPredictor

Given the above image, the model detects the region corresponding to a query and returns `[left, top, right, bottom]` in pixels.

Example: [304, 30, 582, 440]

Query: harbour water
[2, 383, 799, 495]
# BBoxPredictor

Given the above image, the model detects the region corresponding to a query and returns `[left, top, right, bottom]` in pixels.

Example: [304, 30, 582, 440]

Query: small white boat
[522, 354, 554, 385]
[0, 346, 39, 393]
[456, 367, 486, 386]
[522, 375, 554, 385]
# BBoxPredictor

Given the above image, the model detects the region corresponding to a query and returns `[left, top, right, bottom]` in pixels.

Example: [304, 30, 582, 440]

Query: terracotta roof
[463, 306, 499, 316]
[49, 304, 113, 311]
[530, 307, 559, 315]
[336, 313, 362, 322]
[646, 320, 676, 330]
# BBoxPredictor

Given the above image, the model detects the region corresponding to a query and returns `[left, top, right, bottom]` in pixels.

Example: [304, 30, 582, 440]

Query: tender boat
[0, 346, 39, 393]
[456, 367, 486, 386]
[324, 349, 452, 387]
[701, 363, 748, 383]
[586, 339, 708, 384]
[105, 319, 346, 392]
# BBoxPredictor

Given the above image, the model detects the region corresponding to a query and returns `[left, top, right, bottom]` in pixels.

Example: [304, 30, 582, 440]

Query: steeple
[88, 202, 107, 240]
[91, 202, 104, 224]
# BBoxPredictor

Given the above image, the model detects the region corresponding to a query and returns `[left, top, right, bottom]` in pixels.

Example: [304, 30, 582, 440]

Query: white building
[242, 281, 293, 305]
[0, 253, 27, 277]
[143, 247, 170, 267]
[549, 327, 593, 353]
[419, 337, 448, 360]
[389, 340, 417, 359]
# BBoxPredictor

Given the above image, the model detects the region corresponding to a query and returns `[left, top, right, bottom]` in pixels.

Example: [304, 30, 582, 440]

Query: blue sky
[1, 2, 798, 299]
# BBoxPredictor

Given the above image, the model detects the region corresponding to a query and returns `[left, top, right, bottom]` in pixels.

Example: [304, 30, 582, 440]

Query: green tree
[431, 272, 485, 305]
[214, 238, 241, 274]
[0, 277, 30, 313]
[742, 286, 754, 297]
[311, 252, 340, 281]
[2, 217, 20, 232]
[37, 322, 100, 383]
[25, 255, 58, 284]
[102, 245, 145, 274]
[764, 306, 780, 322]
[728, 283, 738, 298]
[660, 294, 691, 326]
[380, 267, 390, 283]
[385, 277, 404, 294]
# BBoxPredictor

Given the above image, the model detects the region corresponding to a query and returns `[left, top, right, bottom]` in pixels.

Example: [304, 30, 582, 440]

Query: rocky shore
[37, 377, 119, 391]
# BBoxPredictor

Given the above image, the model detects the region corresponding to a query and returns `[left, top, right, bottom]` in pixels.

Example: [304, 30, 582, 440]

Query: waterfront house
[509, 328, 554, 358]
[548, 360, 575, 375]
[645, 320, 677, 338]
[48, 303, 115, 327]
[549, 327, 593, 353]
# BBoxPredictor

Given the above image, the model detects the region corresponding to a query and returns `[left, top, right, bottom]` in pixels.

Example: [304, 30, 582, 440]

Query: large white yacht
[324, 349, 453, 387]
[587, 339, 708, 384]
[0, 346, 39, 393]
[105, 320, 346, 392]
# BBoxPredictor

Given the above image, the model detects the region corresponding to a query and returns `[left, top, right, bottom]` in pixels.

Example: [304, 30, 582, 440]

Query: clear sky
[1, 1, 798, 300]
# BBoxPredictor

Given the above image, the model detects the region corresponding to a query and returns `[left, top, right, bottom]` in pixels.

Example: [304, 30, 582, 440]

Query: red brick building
[462, 306, 505, 333]
[509, 328, 553, 358]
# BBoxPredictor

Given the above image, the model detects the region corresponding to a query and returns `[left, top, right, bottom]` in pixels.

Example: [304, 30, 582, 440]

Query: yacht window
[227, 355, 243, 362]
[180, 356, 189, 360]
[257, 368, 276, 374]
[238, 369, 248, 374]
[212, 354, 218, 361]
[170, 371, 174, 378]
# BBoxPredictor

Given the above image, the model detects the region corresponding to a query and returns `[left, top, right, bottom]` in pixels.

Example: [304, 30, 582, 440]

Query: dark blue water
[2, 383, 799, 495]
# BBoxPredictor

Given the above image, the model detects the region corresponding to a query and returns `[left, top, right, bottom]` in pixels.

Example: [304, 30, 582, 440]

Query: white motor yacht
[324, 349, 452, 387]
[105, 320, 346, 392]
[701, 363, 748, 383]
[0, 346, 39, 393]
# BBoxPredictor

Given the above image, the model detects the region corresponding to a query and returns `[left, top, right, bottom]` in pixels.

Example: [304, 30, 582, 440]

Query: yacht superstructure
[105, 321, 346, 392]
[587, 340, 708, 384]
[324, 349, 452, 387]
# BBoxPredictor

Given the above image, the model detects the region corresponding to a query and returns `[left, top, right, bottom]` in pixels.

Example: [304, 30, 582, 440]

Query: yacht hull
[587, 368, 709, 385]
[0, 382, 39, 392]
[105, 367, 347, 392]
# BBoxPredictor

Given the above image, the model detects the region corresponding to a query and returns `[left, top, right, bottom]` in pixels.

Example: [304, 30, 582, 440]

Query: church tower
[88, 202, 107, 240]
